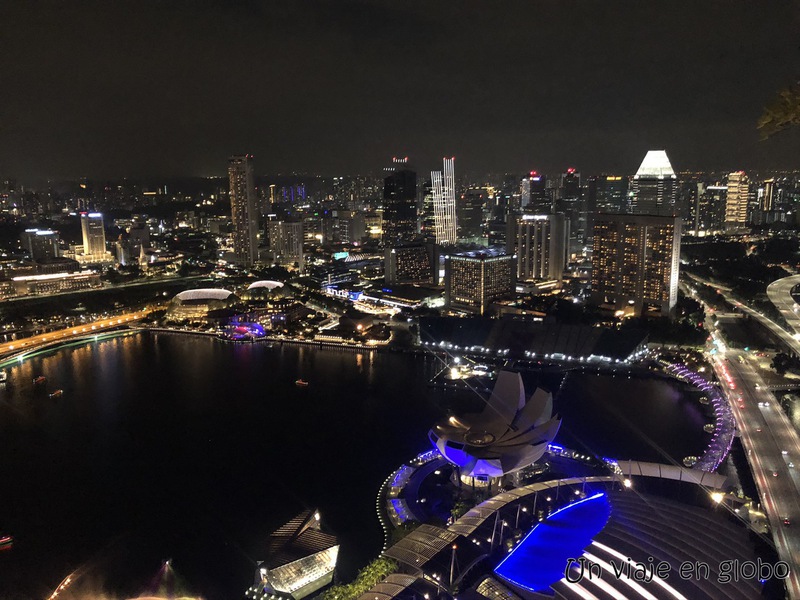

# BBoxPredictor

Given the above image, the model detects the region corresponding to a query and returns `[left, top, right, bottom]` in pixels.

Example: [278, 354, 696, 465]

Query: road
[768, 275, 800, 338]
[0, 309, 152, 358]
[711, 346, 800, 598]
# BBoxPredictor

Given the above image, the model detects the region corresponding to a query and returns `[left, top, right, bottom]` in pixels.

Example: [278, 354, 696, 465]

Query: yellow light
[711, 491, 724, 503]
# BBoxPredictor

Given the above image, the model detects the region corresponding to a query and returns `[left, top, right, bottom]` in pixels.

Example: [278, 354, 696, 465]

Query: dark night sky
[3, 0, 800, 182]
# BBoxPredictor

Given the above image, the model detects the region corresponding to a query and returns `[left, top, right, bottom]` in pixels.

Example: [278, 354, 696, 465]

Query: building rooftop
[634, 150, 677, 179]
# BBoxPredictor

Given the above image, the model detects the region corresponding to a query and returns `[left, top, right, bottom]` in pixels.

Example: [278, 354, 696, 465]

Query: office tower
[512, 214, 566, 282]
[762, 178, 775, 212]
[228, 154, 259, 267]
[420, 180, 436, 240]
[521, 172, 550, 213]
[444, 252, 516, 315]
[267, 221, 304, 271]
[724, 171, 750, 230]
[431, 157, 458, 245]
[458, 188, 487, 241]
[692, 183, 726, 233]
[384, 243, 435, 284]
[630, 150, 678, 216]
[20, 229, 59, 261]
[588, 176, 629, 214]
[591, 213, 681, 317]
[80, 212, 106, 258]
[382, 159, 417, 245]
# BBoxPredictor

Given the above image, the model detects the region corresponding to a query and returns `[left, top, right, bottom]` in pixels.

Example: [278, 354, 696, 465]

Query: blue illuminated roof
[494, 493, 611, 593]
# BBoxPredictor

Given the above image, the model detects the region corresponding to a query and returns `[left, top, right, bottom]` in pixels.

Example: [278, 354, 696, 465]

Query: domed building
[429, 370, 561, 479]
[165, 288, 239, 322]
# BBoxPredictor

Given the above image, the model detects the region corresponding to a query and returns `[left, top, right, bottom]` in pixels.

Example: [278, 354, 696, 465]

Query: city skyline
[3, 1, 800, 183]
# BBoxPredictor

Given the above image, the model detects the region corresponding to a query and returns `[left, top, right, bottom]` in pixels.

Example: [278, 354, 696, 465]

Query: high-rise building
[591, 214, 681, 317]
[444, 252, 516, 315]
[692, 183, 726, 234]
[521, 172, 550, 213]
[384, 243, 435, 285]
[228, 155, 259, 267]
[588, 176, 629, 214]
[512, 214, 566, 282]
[724, 171, 750, 230]
[630, 151, 678, 216]
[762, 178, 775, 212]
[458, 188, 487, 241]
[20, 229, 59, 261]
[80, 212, 106, 258]
[431, 157, 458, 245]
[382, 159, 417, 245]
[420, 179, 436, 241]
[267, 221, 304, 271]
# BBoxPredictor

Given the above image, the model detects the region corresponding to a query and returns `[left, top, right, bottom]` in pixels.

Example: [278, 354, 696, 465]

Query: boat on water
[0, 535, 13, 551]
[49, 389, 63, 399]
[33, 376, 46, 384]
[295, 379, 310, 387]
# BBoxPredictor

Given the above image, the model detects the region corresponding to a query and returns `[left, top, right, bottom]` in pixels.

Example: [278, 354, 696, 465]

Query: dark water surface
[0, 334, 707, 599]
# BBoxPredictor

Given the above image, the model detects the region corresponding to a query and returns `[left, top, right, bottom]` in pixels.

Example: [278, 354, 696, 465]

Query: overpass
[767, 274, 800, 340]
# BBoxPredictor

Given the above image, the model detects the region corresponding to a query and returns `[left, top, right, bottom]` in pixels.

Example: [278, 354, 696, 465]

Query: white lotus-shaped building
[429, 370, 561, 478]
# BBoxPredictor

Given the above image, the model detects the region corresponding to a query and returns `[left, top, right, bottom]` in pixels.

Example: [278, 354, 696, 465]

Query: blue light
[495, 493, 611, 593]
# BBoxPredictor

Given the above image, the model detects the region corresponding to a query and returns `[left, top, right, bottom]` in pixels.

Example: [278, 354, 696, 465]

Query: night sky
[3, 0, 800, 182]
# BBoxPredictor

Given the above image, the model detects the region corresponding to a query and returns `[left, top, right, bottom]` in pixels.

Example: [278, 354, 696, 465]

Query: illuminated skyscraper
[382, 159, 417, 245]
[21, 229, 59, 261]
[80, 212, 106, 258]
[431, 157, 458, 245]
[724, 171, 750, 230]
[458, 187, 487, 241]
[267, 220, 304, 271]
[228, 155, 259, 267]
[521, 172, 550, 213]
[512, 214, 566, 282]
[591, 213, 680, 317]
[630, 150, 678, 216]
[444, 252, 515, 315]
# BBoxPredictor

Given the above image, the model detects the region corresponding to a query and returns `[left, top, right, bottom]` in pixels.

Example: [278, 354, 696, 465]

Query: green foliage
[451, 499, 473, 521]
[759, 85, 800, 139]
[320, 557, 398, 600]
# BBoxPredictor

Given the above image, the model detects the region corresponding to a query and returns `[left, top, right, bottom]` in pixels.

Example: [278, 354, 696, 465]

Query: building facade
[267, 220, 304, 271]
[630, 151, 678, 216]
[80, 212, 107, 258]
[724, 171, 750, 230]
[512, 214, 566, 282]
[382, 162, 417, 245]
[384, 243, 435, 285]
[591, 214, 680, 317]
[431, 157, 458, 245]
[228, 155, 259, 267]
[444, 252, 515, 315]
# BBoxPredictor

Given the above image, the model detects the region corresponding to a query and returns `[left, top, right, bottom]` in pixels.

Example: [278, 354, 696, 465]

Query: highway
[0, 309, 152, 358]
[768, 275, 800, 338]
[710, 344, 800, 598]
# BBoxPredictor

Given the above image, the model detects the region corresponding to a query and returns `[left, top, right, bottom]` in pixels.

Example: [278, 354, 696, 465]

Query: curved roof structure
[174, 288, 234, 302]
[247, 280, 285, 291]
[429, 371, 561, 477]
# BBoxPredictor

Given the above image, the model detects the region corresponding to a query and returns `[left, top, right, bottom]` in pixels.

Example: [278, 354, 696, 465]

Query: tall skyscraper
[512, 214, 566, 282]
[693, 183, 726, 234]
[761, 178, 775, 212]
[382, 158, 417, 245]
[591, 214, 681, 317]
[267, 220, 304, 271]
[630, 150, 678, 216]
[80, 212, 106, 258]
[521, 172, 550, 213]
[724, 171, 750, 230]
[431, 157, 458, 245]
[444, 252, 516, 315]
[458, 188, 487, 241]
[21, 229, 59, 261]
[228, 155, 259, 267]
